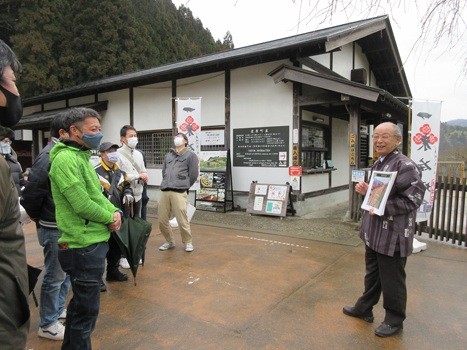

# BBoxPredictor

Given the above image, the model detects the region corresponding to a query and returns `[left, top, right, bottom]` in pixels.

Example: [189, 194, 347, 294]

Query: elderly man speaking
[343, 122, 425, 337]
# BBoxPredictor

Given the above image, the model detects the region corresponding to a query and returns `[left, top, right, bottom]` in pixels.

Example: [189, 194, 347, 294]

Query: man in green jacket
[49, 107, 122, 350]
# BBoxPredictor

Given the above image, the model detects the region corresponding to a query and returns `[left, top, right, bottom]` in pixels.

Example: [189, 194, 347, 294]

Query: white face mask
[127, 136, 138, 149]
[0, 142, 11, 155]
[174, 136, 184, 147]
[106, 151, 120, 163]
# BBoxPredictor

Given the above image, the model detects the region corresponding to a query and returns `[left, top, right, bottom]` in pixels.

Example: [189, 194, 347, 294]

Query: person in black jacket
[94, 142, 134, 283]
[0, 125, 25, 196]
[20, 113, 71, 341]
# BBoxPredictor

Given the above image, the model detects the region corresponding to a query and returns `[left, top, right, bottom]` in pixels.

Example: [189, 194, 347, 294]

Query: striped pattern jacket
[360, 150, 425, 257]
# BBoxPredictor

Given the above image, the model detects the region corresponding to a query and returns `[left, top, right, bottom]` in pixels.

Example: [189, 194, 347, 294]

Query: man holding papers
[343, 122, 425, 337]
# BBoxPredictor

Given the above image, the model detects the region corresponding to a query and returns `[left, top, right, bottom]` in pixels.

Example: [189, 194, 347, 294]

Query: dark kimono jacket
[360, 149, 425, 257]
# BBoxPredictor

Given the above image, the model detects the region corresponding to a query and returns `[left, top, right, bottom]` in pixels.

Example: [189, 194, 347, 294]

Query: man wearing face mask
[0, 39, 30, 350]
[49, 107, 122, 349]
[95, 142, 133, 285]
[20, 113, 71, 341]
[117, 125, 148, 218]
[0, 126, 25, 195]
[158, 132, 199, 252]
[116, 125, 148, 268]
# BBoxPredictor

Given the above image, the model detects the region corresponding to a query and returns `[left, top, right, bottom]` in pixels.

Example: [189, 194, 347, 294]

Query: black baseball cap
[98, 142, 120, 152]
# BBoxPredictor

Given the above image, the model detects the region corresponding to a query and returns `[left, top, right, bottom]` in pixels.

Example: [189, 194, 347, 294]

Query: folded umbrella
[27, 264, 42, 307]
[114, 215, 152, 285]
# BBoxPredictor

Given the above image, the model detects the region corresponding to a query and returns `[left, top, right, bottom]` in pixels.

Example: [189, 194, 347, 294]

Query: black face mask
[0, 85, 22, 127]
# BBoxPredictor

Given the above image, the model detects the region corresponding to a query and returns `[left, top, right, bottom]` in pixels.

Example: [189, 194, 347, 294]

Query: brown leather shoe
[342, 306, 374, 323]
[374, 322, 403, 337]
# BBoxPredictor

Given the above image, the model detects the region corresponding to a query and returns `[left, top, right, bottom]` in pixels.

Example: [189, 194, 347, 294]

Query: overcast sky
[173, 0, 467, 122]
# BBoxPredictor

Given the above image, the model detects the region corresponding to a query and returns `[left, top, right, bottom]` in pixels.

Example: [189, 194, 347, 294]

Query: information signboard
[233, 126, 289, 167]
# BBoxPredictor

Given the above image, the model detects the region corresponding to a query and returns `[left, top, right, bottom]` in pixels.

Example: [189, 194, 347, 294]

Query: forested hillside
[0, 0, 233, 98]
[439, 122, 467, 163]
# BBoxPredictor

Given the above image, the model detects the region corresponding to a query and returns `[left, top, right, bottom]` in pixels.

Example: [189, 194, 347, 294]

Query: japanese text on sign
[233, 126, 289, 167]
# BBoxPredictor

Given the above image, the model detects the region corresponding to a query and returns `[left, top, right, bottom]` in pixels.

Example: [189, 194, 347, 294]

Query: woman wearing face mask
[0, 126, 25, 196]
[158, 132, 199, 252]
[94, 142, 134, 287]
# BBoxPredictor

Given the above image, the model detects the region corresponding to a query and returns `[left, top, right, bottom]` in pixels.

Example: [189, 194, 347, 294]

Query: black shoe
[100, 280, 107, 292]
[374, 322, 403, 337]
[106, 270, 129, 282]
[342, 306, 374, 323]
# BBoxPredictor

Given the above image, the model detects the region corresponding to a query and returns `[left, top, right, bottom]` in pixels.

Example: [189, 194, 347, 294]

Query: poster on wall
[233, 126, 289, 167]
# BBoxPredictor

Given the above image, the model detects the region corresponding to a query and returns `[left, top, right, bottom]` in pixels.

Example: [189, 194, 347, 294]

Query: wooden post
[347, 104, 361, 220]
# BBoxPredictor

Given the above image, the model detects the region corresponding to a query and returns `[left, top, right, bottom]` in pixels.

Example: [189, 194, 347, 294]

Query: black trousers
[354, 245, 407, 326]
[106, 234, 122, 274]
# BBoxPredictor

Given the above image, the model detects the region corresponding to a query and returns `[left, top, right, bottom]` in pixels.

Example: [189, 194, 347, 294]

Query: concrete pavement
[23, 213, 467, 350]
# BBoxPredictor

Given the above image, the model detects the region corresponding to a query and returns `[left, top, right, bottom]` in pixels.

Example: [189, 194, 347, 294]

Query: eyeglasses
[1, 138, 12, 144]
[372, 134, 394, 140]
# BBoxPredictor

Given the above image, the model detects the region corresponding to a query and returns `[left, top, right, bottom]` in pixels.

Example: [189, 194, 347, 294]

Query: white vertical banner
[175, 97, 202, 155]
[410, 99, 442, 222]
[176, 97, 202, 190]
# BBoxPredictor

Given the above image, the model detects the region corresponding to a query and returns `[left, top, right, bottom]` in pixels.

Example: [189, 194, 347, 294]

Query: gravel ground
[189, 202, 362, 246]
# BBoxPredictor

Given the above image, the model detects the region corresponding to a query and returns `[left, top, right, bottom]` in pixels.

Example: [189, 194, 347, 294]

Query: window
[301, 121, 330, 169]
[138, 127, 226, 167]
[138, 130, 173, 167]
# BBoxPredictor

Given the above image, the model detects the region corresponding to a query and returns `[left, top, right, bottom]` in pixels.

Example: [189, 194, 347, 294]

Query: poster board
[361, 171, 397, 216]
[246, 182, 291, 217]
[195, 150, 234, 212]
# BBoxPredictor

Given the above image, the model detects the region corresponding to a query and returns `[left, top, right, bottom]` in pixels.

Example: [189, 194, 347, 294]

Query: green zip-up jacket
[49, 140, 118, 248]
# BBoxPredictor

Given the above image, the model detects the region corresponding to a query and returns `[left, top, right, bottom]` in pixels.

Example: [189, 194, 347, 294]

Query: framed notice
[361, 171, 397, 216]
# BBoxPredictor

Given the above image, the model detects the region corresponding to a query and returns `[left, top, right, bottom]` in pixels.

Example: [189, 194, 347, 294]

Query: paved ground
[24, 206, 467, 350]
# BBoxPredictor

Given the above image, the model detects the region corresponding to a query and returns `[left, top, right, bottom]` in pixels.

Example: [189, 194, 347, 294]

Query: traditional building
[16, 15, 410, 216]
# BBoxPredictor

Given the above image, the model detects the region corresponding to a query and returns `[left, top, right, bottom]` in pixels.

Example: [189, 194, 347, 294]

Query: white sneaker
[185, 243, 194, 252]
[119, 258, 130, 269]
[38, 322, 65, 340]
[58, 308, 67, 321]
[412, 238, 427, 253]
[159, 242, 175, 251]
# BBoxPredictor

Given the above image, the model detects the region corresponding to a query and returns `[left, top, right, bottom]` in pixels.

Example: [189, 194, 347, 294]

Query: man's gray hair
[0, 40, 22, 74]
[62, 107, 101, 131]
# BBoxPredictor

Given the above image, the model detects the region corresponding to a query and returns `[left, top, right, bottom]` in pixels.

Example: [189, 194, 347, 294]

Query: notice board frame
[246, 181, 294, 217]
[195, 149, 234, 213]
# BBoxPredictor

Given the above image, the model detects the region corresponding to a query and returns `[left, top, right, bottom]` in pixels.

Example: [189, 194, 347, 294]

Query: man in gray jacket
[158, 132, 199, 252]
[343, 122, 425, 337]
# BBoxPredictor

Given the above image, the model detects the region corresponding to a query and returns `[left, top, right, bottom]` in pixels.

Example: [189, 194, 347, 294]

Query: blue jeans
[58, 242, 108, 350]
[37, 227, 71, 328]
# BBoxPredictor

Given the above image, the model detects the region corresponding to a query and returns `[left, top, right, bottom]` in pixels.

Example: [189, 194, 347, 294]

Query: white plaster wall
[134, 82, 172, 130]
[301, 173, 329, 190]
[98, 90, 131, 145]
[230, 60, 294, 191]
[331, 118, 350, 186]
[311, 53, 330, 68]
[332, 43, 353, 79]
[177, 72, 225, 127]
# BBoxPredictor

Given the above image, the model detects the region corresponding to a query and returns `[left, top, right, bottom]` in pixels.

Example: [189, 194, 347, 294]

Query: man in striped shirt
[343, 122, 425, 337]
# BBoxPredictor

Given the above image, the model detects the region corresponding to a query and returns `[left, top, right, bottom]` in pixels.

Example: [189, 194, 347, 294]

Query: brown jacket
[360, 150, 425, 257]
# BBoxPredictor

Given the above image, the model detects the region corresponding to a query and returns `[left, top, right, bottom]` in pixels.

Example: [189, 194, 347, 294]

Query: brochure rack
[195, 150, 234, 213]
